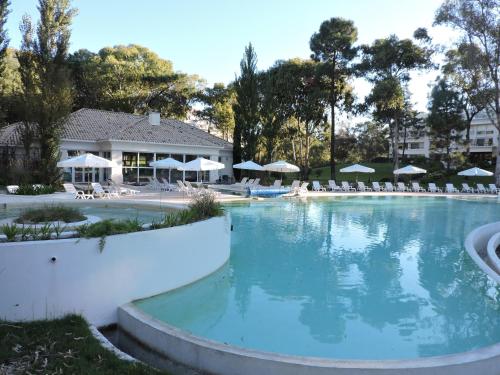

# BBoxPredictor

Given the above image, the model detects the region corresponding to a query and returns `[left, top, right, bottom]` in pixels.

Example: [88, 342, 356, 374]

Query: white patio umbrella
[340, 163, 375, 183]
[263, 160, 300, 181]
[393, 165, 427, 175]
[233, 160, 263, 171]
[178, 157, 225, 182]
[57, 153, 117, 187]
[458, 167, 493, 177]
[149, 157, 184, 183]
[340, 164, 375, 173]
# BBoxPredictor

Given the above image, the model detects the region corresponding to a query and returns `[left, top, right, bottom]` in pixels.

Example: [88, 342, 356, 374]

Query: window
[122, 152, 155, 184]
[410, 142, 423, 150]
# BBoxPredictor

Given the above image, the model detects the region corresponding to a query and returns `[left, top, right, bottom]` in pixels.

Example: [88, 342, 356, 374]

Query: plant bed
[14, 205, 86, 224]
[0, 315, 167, 374]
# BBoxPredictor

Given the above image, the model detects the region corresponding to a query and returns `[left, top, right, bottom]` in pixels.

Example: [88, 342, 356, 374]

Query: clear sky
[6, 0, 456, 114]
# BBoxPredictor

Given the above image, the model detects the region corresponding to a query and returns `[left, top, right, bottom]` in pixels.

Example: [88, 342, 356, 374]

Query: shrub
[77, 218, 143, 239]
[1, 223, 19, 241]
[15, 184, 56, 195]
[189, 192, 223, 219]
[15, 205, 86, 224]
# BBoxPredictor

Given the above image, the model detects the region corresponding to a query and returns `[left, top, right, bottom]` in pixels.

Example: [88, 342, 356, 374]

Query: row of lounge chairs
[176, 180, 220, 197]
[310, 180, 499, 194]
[63, 182, 139, 199]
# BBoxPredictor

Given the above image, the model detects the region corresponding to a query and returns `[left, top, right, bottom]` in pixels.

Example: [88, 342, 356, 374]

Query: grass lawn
[0, 315, 167, 375]
[280, 162, 495, 188]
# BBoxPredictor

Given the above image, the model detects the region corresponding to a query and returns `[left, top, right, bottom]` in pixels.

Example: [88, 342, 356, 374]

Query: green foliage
[189, 192, 224, 219]
[427, 79, 467, 171]
[1, 222, 18, 241]
[0, 315, 166, 374]
[233, 43, 260, 173]
[196, 82, 235, 140]
[15, 204, 85, 224]
[77, 218, 143, 239]
[17, 0, 77, 185]
[69, 44, 201, 119]
[310, 17, 358, 179]
[14, 184, 56, 195]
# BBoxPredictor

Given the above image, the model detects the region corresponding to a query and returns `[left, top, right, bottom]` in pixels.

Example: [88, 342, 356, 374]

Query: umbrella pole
[169, 168, 171, 184]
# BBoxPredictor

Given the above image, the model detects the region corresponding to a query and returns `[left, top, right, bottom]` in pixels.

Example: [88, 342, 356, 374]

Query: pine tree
[17, 0, 76, 184]
[0, 0, 10, 125]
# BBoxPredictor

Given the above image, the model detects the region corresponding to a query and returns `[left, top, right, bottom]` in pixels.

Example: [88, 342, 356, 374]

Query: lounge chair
[396, 182, 409, 192]
[252, 178, 261, 187]
[411, 182, 425, 192]
[63, 183, 93, 199]
[372, 182, 384, 192]
[176, 180, 190, 195]
[234, 177, 248, 186]
[328, 180, 341, 192]
[92, 182, 118, 199]
[385, 182, 395, 192]
[6, 185, 19, 194]
[357, 182, 372, 192]
[312, 181, 326, 191]
[109, 180, 140, 195]
[184, 181, 201, 195]
[445, 183, 459, 193]
[298, 182, 309, 194]
[488, 184, 499, 194]
[476, 183, 487, 194]
[271, 180, 282, 188]
[428, 183, 442, 193]
[461, 183, 474, 193]
[289, 180, 300, 193]
[342, 181, 356, 192]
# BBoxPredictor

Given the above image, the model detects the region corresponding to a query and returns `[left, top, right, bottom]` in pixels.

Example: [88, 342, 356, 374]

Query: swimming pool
[135, 196, 500, 360]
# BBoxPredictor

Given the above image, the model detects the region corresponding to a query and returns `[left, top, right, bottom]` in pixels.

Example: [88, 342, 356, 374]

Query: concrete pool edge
[464, 221, 500, 284]
[118, 303, 500, 375]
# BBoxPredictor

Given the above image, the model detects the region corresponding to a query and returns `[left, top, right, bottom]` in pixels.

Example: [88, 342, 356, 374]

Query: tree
[197, 83, 235, 140]
[427, 80, 467, 171]
[0, 0, 10, 125]
[443, 43, 494, 156]
[435, 0, 500, 183]
[353, 121, 389, 162]
[17, 0, 76, 184]
[399, 98, 422, 162]
[233, 43, 260, 174]
[359, 33, 433, 174]
[310, 17, 357, 180]
[69, 44, 201, 119]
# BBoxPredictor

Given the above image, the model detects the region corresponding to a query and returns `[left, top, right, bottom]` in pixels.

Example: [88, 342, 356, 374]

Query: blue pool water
[135, 196, 500, 360]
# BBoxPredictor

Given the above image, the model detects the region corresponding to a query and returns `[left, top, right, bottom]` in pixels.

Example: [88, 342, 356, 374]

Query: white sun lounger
[396, 182, 409, 192]
[91, 182, 118, 199]
[63, 183, 93, 199]
[298, 182, 309, 194]
[234, 177, 248, 186]
[476, 183, 487, 194]
[428, 183, 442, 193]
[357, 182, 372, 192]
[6, 185, 19, 194]
[385, 182, 394, 192]
[328, 180, 341, 191]
[372, 182, 384, 192]
[445, 183, 459, 193]
[461, 183, 474, 193]
[411, 182, 425, 192]
[342, 181, 356, 192]
[488, 184, 499, 194]
[272, 180, 282, 188]
[312, 181, 326, 191]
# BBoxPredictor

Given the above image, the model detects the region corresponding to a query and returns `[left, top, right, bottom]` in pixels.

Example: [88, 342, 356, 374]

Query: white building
[397, 111, 498, 160]
[0, 108, 233, 184]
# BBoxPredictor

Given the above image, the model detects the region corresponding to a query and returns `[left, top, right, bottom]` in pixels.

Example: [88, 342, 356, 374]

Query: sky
[6, 0, 458, 115]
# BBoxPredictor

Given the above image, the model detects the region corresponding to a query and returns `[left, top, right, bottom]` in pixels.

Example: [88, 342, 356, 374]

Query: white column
[110, 150, 123, 184]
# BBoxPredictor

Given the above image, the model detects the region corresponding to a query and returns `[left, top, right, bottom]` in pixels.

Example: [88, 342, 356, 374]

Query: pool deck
[0, 189, 498, 209]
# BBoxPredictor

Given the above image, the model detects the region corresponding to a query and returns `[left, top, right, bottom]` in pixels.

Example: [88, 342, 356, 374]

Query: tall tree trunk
[330, 101, 336, 181]
[402, 126, 407, 162]
[495, 107, 500, 186]
[233, 123, 242, 180]
[392, 118, 400, 182]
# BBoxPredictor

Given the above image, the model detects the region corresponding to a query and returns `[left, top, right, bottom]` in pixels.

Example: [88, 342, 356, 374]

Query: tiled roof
[0, 108, 232, 149]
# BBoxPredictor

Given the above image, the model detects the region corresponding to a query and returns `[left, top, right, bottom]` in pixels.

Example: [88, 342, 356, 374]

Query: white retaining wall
[0, 216, 230, 326]
[464, 221, 500, 284]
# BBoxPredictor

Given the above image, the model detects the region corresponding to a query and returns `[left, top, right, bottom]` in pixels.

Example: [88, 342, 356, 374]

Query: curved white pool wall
[0, 216, 230, 326]
[118, 303, 500, 375]
[487, 232, 500, 274]
[464, 221, 500, 284]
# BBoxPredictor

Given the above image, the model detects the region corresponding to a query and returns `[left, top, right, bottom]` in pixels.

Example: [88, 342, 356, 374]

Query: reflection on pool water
[135, 196, 500, 360]
[0, 203, 173, 224]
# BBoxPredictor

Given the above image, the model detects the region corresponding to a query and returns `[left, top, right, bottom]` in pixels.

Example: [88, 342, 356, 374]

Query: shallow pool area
[135, 196, 500, 360]
[0, 202, 175, 224]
